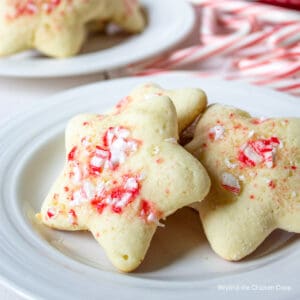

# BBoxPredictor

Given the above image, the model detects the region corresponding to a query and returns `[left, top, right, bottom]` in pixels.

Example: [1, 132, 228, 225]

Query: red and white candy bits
[239, 137, 281, 168]
[128, 0, 300, 96]
[66, 126, 153, 217]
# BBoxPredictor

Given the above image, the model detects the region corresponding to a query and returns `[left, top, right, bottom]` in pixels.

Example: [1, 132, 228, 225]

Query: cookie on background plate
[39, 95, 211, 272]
[0, 0, 145, 58]
[186, 104, 300, 261]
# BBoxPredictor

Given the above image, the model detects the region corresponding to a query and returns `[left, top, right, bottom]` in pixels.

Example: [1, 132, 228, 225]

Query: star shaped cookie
[40, 95, 211, 272]
[186, 104, 300, 261]
[0, 0, 145, 57]
[120, 83, 207, 133]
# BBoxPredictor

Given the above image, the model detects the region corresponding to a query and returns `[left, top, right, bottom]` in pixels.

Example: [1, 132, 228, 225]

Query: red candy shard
[44, 0, 62, 14]
[238, 137, 280, 168]
[251, 117, 269, 125]
[47, 209, 55, 218]
[156, 158, 164, 164]
[268, 180, 276, 189]
[7, 0, 63, 19]
[68, 209, 78, 225]
[90, 176, 141, 215]
[208, 125, 225, 141]
[69, 209, 77, 218]
[140, 199, 151, 217]
[68, 146, 77, 161]
[221, 184, 241, 195]
[91, 198, 107, 214]
[115, 96, 132, 111]
[139, 199, 162, 224]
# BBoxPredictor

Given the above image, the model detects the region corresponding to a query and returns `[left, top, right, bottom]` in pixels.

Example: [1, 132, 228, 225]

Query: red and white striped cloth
[125, 0, 300, 96]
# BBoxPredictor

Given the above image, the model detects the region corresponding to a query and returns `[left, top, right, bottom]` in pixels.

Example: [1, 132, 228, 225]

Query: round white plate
[0, 73, 299, 300]
[0, 0, 194, 78]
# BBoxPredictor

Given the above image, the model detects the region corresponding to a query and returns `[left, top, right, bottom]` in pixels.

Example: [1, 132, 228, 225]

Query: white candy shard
[242, 143, 263, 165]
[114, 192, 132, 208]
[72, 163, 82, 184]
[90, 156, 104, 168]
[105, 127, 138, 168]
[124, 177, 138, 191]
[209, 125, 225, 141]
[147, 212, 165, 227]
[83, 181, 95, 200]
[70, 189, 88, 207]
[221, 172, 241, 195]
[68, 211, 77, 224]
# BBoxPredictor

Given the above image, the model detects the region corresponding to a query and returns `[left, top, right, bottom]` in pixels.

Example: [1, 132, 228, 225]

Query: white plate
[0, 72, 299, 300]
[0, 0, 194, 78]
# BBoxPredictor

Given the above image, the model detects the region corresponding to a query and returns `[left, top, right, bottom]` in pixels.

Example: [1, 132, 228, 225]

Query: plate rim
[0, 0, 195, 78]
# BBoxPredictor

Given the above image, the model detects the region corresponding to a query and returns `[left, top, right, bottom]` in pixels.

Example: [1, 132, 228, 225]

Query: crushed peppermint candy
[70, 189, 88, 207]
[68, 209, 78, 225]
[124, 177, 138, 191]
[89, 146, 110, 174]
[82, 180, 95, 200]
[208, 125, 225, 141]
[147, 212, 165, 227]
[115, 96, 132, 111]
[90, 175, 141, 214]
[221, 172, 241, 195]
[6, 0, 63, 19]
[47, 207, 57, 219]
[81, 136, 91, 147]
[268, 180, 276, 189]
[139, 199, 163, 226]
[264, 178, 272, 184]
[102, 127, 138, 169]
[68, 146, 77, 161]
[66, 126, 145, 217]
[238, 137, 281, 168]
[71, 162, 82, 184]
[87, 126, 139, 174]
[251, 117, 269, 125]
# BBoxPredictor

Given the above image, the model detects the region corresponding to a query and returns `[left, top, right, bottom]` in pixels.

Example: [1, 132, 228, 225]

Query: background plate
[0, 0, 194, 78]
[0, 72, 299, 299]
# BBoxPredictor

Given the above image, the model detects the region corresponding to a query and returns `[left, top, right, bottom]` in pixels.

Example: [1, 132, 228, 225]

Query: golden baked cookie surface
[186, 104, 300, 261]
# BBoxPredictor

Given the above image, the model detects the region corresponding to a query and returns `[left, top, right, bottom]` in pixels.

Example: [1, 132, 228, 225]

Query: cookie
[186, 104, 300, 261]
[0, 0, 145, 57]
[113, 83, 207, 133]
[40, 95, 211, 272]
